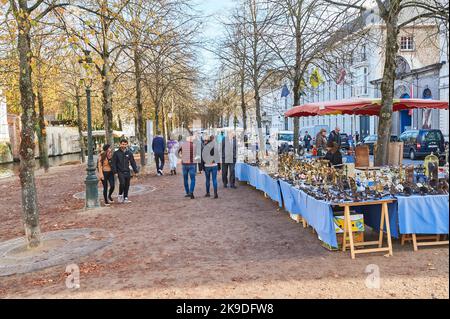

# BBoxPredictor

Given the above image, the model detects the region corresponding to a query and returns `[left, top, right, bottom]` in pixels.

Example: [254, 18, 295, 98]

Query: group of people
[97, 139, 139, 206]
[177, 132, 238, 200]
[96, 132, 239, 206]
[301, 127, 353, 168]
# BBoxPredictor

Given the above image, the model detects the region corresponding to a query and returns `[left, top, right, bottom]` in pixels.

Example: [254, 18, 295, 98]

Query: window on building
[361, 44, 367, 62]
[400, 36, 414, 50]
[363, 67, 368, 95]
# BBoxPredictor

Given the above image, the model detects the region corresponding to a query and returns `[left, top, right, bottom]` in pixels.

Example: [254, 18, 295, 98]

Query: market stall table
[338, 199, 396, 260]
[396, 195, 449, 251]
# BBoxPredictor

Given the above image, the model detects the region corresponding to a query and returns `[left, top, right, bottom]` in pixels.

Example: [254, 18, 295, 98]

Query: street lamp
[79, 50, 100, 209]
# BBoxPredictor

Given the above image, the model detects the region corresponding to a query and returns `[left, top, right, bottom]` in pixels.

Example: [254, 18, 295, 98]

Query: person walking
[152, 134, 166, 176]
[167, 135, 179, 175]
[328, 127, 342, 148]
[112, 139, 139, 204]
[315, 129, 328, 156]
[202, 135, 220, 199]
[178, 136, 197, 199]
[303, 131, 312, 152]
[355, 131, 360, 144]
[221, 132, 237, 189]
[97, 144, 115, 206]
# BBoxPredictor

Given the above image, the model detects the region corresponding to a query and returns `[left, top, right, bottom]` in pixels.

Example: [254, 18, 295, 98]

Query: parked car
[277, 131, 294, 154]
[358, 135, 399, 155]
[399, 129, 445, 161]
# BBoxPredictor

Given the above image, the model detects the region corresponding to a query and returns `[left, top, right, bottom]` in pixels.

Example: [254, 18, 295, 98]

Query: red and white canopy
[285, 98, 449, 118]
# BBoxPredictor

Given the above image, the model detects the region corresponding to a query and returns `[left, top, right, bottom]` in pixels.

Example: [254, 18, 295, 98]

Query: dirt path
[0, 164, 448, 299]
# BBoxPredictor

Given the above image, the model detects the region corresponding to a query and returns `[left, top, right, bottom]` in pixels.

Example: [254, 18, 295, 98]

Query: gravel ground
[0, 163, 448, 299]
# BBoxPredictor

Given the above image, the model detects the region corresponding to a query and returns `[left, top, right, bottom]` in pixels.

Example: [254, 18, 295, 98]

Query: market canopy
[285, 98, 449, 118]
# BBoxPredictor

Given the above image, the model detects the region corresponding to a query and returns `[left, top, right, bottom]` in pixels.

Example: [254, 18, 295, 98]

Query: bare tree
[328, 0, 448, 165]
[5, 0, 71, 248]
[264, 0, 362, 152]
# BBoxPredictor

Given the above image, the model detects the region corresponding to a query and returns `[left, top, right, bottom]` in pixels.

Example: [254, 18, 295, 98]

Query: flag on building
[281, 84, 290, 98]
[336, 68, 347, 85]
[310, 68, 324, 88]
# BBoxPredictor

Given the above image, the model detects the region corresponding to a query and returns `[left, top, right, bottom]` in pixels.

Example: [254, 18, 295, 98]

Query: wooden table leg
[342, 207, 348, 252]
[345, 206, 355, 259]
[383, 203, 393, 256]
[412, 234, 419, 251]
[378, 204, 386, 248]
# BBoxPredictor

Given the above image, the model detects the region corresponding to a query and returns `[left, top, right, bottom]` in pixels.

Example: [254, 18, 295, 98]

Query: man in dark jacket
[221, 132, 237, 189]
[152, 134, 166, 176]
[328, 127, 342, 148]
[112, 139, 139, 203]
[303, 131, 312, 151]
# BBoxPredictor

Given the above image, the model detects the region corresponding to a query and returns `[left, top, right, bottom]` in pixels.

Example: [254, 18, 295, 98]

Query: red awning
[285, 98, 449, 118]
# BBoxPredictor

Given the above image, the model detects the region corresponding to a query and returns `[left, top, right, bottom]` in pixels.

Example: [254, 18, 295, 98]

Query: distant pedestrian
[152, 134, 166, 176]
[97, 144, 115, 206]
[202, 135, 219, 199]
[178, 136, 197, 199]
[221, 132, 237, 189]
[328, 127, 342, 148]
[355, 132, 360, 144]
[303, 131, 312, 152]
[112, 139, 139, 204]
[167, 135, 179, 175]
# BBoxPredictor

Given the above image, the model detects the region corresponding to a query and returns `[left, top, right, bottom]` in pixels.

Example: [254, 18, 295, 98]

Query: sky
[197, 0, 236, 75]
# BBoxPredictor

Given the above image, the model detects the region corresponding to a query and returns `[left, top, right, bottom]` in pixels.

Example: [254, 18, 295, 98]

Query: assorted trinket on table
[261, 154, 450, 204]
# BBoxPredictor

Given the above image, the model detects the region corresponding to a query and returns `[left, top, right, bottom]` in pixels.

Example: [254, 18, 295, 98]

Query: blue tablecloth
[279, 180, 302, 215]
[278, 181, 337, 248]
[236, 163, 282, 207]
[397, 195, 449, 235]
[355, 195, 449, 237]
[236, 163, 449, 246]
[354, 202, 399, 238]
[235, 162, 249, 182]
[262, 174, 283, 207]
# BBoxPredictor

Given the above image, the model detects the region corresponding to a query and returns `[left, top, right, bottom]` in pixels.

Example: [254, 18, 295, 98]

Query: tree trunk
[155, 100, 161, 135]
[75, 89, 86, 163]
[102, 57, 114, 147]
[254, 86, 266, 156]
[240, 71, 247, 132]
[162, 101, 167, 141]
[134, 49, 146, 167]
[374, 8, 400, 166]
[36, 78, 49, 172]
[293, 4, 303, 154]
[17, 8, 41, 248]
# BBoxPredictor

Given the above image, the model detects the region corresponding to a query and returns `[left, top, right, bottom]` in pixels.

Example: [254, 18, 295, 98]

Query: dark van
[399, 129, 445, 160]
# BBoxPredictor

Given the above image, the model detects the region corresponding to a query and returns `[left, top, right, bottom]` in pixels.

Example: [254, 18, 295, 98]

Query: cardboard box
[322, 233, 365, 251]
[320, 214, 365, 251]
[334, 215, 365, 234]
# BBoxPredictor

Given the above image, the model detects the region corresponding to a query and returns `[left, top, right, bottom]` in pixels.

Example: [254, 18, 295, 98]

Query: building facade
[295, 9, 447, 140]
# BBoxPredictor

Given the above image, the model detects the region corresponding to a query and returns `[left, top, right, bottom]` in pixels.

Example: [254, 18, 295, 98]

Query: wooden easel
[401, 234, 449, 251]
[338, 199, 396, 259]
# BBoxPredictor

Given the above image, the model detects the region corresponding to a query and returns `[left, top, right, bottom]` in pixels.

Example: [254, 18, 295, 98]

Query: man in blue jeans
[178, 136, 197, 199]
